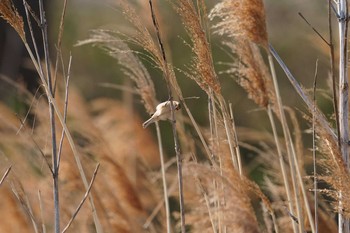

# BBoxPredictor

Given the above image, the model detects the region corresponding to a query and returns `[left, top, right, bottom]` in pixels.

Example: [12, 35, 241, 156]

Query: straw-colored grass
[0, 0, 349, 233]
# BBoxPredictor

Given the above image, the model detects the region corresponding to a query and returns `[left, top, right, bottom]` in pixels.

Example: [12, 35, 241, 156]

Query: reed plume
[0, 0, 25, 41]
[224, 40, 275, 109]
[172, 0, 221, 95]
[184, 162, 260, 233]
[209, 0, 268, 48]
[77, 30, 157, 114]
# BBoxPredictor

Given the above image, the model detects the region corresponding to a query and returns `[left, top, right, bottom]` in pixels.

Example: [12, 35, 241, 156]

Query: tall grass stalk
[208, 90, 219, 162]
[269, 45, 336, 139]
[148, 1, 185, 231]
[229, 103, 242, 175]
[180, 97, 213, 160]
[268, 46, 331, 233]
[268, 52, 316, 233]
[155, 122, 172, 233]
[38, 1, 59, 231]
[266, 105, 297, 232]
[219, 97, 239, 173]
[268, 53, 305, 233]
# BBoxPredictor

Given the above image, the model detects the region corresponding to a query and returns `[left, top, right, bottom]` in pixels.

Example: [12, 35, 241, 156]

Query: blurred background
[0, 0, 335, 130]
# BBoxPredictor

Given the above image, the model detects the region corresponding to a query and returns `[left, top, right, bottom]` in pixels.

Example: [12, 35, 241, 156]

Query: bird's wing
[156, 101, 168, 111]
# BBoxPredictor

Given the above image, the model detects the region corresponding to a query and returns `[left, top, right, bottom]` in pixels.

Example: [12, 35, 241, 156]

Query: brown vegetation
[0, 0, 349, 233]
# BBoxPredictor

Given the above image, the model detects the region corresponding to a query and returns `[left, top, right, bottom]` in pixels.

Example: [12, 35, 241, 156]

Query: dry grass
[0, 0, 25, 41]
[209, 0, 268, 48]
[184, 163, 260, 233]
[223, 40, 274, 109]
[1, 0, 350, 233]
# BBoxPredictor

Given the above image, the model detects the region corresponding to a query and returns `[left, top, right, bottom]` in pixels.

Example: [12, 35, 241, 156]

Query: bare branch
[57, 54, 72, 168]
[61, 163, 100, 233]
[298, 12, 330, 45]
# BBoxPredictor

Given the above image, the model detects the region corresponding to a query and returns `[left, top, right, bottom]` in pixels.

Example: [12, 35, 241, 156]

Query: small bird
[142, 100, 181, 128]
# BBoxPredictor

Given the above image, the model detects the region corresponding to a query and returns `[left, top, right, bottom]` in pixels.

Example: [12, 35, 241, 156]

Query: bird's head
[174, 101, 181, 110]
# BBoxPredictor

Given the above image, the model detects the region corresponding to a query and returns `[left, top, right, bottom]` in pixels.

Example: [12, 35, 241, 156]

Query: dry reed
[209, 0, 268, 48]
[0, 0, 25, 41]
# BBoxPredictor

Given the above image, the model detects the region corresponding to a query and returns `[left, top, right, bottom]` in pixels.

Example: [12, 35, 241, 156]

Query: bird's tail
[142, 118, 154, 128]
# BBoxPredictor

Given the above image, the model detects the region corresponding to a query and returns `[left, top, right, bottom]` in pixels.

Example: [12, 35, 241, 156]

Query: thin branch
[23, 41, 103, 232]
[61, 163, 100, 233]
[23, 0, 40, 26]
[39, 1, 60, 232]
[0, 166, 11, 186]
[57, 54, 72, 168]
[18, 13, 103, 233]
[298, 12, 330, 45]
[23, 0, 44, 76]
[53, 0, 69, 94]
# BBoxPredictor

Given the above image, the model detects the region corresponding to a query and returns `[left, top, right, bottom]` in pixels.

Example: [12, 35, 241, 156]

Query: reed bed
[0, 0, 349, 233]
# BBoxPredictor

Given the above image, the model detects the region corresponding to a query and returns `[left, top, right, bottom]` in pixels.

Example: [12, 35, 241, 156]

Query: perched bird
[142, 100, 181, 128]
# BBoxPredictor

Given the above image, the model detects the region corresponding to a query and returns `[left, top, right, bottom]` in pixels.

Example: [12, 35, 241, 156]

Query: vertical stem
[155, 122, 172, 233]
[38, 1, 59, 232]
[219, 97, 239, 172]
[337, 1, 349, 232]
[313, 60, 319, 233]
[148, 1, 185, 232]
[23, 37, 103, 233]
[229, 103, 242, 175]
[268, 54, 304, 233]
[328, 0, 341, 150]
[267, 106, 298, 233]
[57, 55, 72, 167]
[268, 53, 316, 233]
[338, 0, 349, 167]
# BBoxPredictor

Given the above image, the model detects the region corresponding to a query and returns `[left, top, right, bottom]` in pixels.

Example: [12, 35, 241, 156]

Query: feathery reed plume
[209, 0, 268, 48]
[115, 0, 167, 75]
[172, 0, 221, 95]
[76, 30, 157, 113]
[0, 0, 25, 41]
[224, 40, 275, 109]
[316, 120, 350, 218]
[184, 163, 260, 233]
